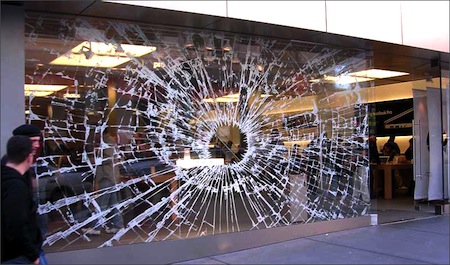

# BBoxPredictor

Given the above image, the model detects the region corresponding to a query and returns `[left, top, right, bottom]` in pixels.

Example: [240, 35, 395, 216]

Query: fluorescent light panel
[63, 93, 81, 98]
[50, 41, 156, 68]
[153, 62, 165, 68]
[223, 93, 240, 98]
[309, 69, 410, 84]
[24, 84, 67, 97]
[310, 75, 373, 84]
[203, 93, 272, 103]
[176, 158, 224, 169]
[25, 91, 55, 97]
[349, 69, 409, 79]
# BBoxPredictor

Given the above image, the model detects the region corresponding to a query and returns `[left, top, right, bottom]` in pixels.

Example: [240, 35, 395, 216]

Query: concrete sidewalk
[174, 215, 449, 264]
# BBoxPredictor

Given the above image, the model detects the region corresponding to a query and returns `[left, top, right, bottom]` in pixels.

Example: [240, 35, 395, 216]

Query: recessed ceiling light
[50, 41, 156, 68]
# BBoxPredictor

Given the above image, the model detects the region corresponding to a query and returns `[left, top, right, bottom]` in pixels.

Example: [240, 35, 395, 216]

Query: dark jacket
[368, 141, 380, 164]
[405, 146, 413, 161]
[1, 164, 42, 262]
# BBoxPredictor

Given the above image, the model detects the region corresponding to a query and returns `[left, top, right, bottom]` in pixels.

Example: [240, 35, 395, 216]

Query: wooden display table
[371, 162, 413, 199]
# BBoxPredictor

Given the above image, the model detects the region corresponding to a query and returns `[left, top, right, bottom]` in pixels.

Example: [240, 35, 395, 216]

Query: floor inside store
[371, 193, 436, 224]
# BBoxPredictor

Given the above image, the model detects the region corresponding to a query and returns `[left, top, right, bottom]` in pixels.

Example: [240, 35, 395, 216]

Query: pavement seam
[379, 214, 444, 226]
[208, 256, 230, 264]
[379, 215, 449, 235]
[302, 236, 435, 264]
[380, 225, 449, 236]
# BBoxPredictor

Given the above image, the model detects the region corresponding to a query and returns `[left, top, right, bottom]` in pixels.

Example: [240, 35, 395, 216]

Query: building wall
[110, 0, 449, 53]
[0, 4, 25, 156]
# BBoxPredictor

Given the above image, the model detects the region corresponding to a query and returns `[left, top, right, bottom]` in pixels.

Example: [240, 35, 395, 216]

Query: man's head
[12, 124, 41, 155]
[384, 142, 393, 152]
[6, 135, 33, 166]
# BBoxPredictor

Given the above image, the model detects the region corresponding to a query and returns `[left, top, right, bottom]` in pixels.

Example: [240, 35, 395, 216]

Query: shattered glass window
[25, 15, 372, 252]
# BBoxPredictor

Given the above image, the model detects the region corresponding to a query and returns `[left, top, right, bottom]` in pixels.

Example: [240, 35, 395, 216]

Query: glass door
[410, 57, 449, 215]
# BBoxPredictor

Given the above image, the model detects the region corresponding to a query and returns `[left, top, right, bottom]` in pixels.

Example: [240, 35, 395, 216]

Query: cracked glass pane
[25, 14, 372, 252]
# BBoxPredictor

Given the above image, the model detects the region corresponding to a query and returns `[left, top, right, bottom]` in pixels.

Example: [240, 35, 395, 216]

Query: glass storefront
[25, 14, 374, 252]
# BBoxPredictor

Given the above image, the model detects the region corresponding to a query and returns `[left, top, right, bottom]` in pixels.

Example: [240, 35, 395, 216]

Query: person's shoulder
[1, 155, 7, 166]
[1, 169, 28, 189]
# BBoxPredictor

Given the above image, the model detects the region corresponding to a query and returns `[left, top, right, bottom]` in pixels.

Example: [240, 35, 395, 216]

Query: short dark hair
[7, 135, 33, 164]
[384, 142, 394, 149]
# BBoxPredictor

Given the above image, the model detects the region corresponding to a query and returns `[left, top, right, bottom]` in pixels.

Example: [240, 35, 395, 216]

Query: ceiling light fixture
[221, 39, 232, 52]
[25, 91, 56, 97]
[256, 64, 264, 72]
[184, 32, 195, 48]
[223, 93, 240, 98]
[202, 98, 215, 103]
[50, 41, 156, 68]
[231, 54, 240, 64]
[204, 93, 271, 103]
[309, 69, 409, 84]
[24, 84, 68, 97]
[153, 62, 166, 68]
[216, 98, 239, 103]
[203, 96, 239, 103]
[176, 158, 224, 169]
[63, 93, 81, 99]
[203, 50, 215, 62]
[309, 75, 373, 84]
[205, 35, 214, 51]
[348, 69, 409, 79]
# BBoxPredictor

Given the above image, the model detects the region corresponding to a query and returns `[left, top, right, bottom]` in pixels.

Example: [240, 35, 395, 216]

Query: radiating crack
[25, 15, 371, 250]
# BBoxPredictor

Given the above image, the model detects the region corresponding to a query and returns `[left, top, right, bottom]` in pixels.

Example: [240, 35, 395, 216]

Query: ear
[27, 153, 35, 165]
